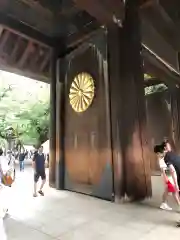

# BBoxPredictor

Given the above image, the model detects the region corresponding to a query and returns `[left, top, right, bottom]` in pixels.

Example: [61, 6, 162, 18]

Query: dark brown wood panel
[145, 91, 173, 172]
[49, 49, 57, 187]
[63, 30, 114, 200]
[107, 25, 124, 200]
[118, 0, 151, 200]
[169, 88, 180, 154]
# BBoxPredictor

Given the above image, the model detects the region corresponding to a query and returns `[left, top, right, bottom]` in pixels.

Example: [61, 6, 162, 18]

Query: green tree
[16, 101, 50, 145]
[0, 71, 50, 147]
[0, 84, 13, 139]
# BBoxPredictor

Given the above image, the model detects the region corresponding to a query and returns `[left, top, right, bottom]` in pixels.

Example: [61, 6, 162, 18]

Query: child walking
[154, 144, 180, 211]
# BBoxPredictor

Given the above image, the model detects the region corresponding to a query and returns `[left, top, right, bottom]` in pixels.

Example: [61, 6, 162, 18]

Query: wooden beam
[29, 45, 42, 70]
[140, 1, 180, 51]
[40, 51, 50, 72]
[0, 29, 10, 53]
[74, 0, 124, 24]
[140, 0, 154, 9]
[59, 6, 78, 17]
[0, 13, 54, 47]
[66, 21, 100, 48]
[142, 19, 178, 72]
[0, 0, 56, 34]
[18, 41, 34, 68]
[9, 36, 22, 63]
[99, 0, 124, 20]
[142, 47, 180, 86]
[19, 0, 53, 18]
[74, 0, 112, 23]
[0, 63, 49, 83]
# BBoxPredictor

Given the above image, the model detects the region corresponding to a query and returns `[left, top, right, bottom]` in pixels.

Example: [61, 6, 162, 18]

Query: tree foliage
[145, 84, 168, 96]
[16, 102, 50, 145]
[0, 71, 50, 147]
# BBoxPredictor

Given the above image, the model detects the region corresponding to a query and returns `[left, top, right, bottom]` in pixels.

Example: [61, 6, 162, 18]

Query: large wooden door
[63, 32, 114, 200]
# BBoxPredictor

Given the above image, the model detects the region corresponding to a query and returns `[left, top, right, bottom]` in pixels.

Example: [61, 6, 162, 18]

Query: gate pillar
[120, 0, 151, 200]
[49, 50, 57, 187]
[108, 0, 151, 200]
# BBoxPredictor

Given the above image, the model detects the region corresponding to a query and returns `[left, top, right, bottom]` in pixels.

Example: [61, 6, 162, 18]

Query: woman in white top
[154, 145, 180, 211]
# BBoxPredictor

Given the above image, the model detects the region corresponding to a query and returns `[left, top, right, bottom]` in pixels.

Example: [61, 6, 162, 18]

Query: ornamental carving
[69, 72, 95, 113]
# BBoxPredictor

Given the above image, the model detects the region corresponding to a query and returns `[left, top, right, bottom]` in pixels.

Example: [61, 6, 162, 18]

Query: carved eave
[0, 27, 50, 82]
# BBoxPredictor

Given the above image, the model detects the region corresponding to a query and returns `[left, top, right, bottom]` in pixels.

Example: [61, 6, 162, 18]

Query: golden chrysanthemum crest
[69, 72, 95, 113]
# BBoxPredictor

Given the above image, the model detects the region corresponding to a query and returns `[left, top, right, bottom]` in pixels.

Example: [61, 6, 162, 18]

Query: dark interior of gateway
[1, 0, 180, 201]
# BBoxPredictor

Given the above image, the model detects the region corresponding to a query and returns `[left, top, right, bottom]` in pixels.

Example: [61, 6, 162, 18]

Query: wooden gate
[61, 32, 114, 200]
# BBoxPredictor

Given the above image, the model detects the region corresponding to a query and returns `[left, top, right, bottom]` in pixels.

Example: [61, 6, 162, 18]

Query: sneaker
[160, 202, 172, 211]
[33, 193, 38, 197]
[38, 190, 44, 196]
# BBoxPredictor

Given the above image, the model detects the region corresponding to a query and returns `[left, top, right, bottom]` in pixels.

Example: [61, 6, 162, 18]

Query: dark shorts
[34, 171, 46, 182]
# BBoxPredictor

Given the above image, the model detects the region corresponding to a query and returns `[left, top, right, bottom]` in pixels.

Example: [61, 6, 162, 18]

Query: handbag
[2, 174, 13, 186]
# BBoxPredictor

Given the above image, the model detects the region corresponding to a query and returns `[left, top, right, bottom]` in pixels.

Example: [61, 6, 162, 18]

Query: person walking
[154, 142, 180, 227]
[161, 141, 180, 190]
[19, 149, 27, 172]
[154, 144, 180, 210]
[32, 146, 46, 197]
[6, 150, 15, 182]
[0, 148, 9, 218]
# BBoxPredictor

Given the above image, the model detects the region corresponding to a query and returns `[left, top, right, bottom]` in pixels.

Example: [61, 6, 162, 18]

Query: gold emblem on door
[69, 72, 95, 113]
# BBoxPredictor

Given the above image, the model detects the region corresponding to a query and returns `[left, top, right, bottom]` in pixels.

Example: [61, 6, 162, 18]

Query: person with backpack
[32, 146, 46, 197]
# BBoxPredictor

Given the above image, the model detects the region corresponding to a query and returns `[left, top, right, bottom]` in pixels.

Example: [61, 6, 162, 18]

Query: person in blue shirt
[32, 146, 46, 197]
[19, 149, 27, 172]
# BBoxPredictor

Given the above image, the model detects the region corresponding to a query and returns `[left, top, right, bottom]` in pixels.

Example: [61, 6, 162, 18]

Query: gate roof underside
[0, 0, 180, 83]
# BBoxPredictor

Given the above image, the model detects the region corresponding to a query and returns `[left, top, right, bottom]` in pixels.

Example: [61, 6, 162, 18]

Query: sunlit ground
[2, 162, 180, 240]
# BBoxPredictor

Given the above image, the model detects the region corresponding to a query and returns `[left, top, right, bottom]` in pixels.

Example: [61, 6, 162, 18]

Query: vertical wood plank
[108, 25, 125, 200]
[55, 58, 65, 190]
[119, 0, 151, 200]
[49, 49, 57, 187]
[170, 87, 180, 154]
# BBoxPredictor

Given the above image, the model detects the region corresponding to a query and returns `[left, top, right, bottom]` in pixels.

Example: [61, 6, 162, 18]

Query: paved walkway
[3, 167, 180, 240]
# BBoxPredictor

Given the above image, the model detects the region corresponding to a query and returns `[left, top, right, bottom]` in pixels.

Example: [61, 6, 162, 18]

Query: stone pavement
[3, 167, 180, 240]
